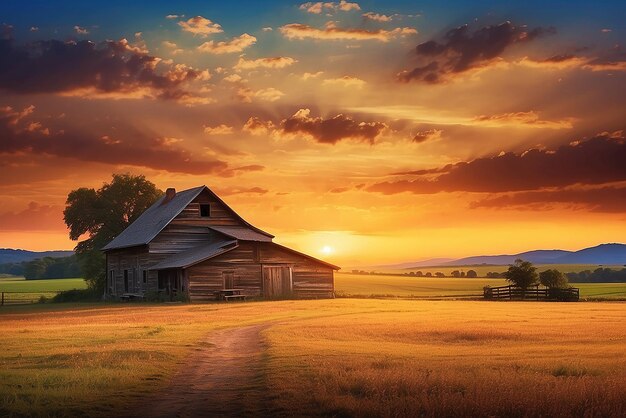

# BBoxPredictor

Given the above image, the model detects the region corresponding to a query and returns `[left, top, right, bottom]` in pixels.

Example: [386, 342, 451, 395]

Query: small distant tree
[415, 271, 423, 277]
[466, 269, 478, 278]
[451, 270, 461, 278]
[425, 272, 432, 277]
[539, 269, 568, 289]
[504, 259, 538, 289]
[434, 272, 445, 278]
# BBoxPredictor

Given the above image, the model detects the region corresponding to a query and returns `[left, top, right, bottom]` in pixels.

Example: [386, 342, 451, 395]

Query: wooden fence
[0, 291, 61, 306]
[483, 285, 579, 301]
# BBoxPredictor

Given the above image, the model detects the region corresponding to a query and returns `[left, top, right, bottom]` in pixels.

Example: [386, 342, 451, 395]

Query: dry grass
[1, 300, 625, 417]
[264, 300, 626, 417]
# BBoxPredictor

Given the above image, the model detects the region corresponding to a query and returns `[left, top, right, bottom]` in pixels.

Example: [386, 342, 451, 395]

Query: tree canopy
[63, 174, 162, 292]
[504, 259, 538, 289]
[539, 269, 569, 289]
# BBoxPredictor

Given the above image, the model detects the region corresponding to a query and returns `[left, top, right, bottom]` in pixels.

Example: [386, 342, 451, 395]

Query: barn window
[123, 270, 129, 293]
[109, 270, 115, 293]
[200, 204, 211, 217]
[143, 270, 148, 284]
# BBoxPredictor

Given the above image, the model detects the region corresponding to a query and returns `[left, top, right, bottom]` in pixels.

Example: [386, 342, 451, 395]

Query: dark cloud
[219, 164, 265, 177]
[398, 21, 555, 83]
[0, 37, 209, 101]
[412, 128, 442, 143]
[470, 185, 626, 213]
[368, 131, 626, 194]
[0, 105, 227, 175]
[280, 108, 387, 144]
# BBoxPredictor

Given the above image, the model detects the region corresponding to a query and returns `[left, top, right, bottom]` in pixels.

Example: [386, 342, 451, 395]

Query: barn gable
[103, 186, 272, 252]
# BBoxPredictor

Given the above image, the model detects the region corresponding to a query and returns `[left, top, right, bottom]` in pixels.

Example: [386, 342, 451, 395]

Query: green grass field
[1, 275, 625, 300]
[0, 277, 87, 293]
[335, 272, 626, 299]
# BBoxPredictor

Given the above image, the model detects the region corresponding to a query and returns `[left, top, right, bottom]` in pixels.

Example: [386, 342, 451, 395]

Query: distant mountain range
[0, 248, 74, 264]
[377, 243, 626, 270]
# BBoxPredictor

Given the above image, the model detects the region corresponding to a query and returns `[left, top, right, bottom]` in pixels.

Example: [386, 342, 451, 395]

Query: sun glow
[321, 245, 334, 255]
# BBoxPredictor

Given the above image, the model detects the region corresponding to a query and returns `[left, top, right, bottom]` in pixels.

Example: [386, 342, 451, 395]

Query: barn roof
[102, 185, 273, 251]
[210, 226, 273, 242]
[270, 242, 341, 270]
[150, 240, 238, 270]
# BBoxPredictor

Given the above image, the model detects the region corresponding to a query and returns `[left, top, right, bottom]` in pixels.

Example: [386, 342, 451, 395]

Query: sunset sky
[1, 1, 625, 267]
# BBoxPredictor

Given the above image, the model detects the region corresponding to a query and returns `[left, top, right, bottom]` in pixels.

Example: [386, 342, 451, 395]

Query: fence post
[1, 292, 3, 307]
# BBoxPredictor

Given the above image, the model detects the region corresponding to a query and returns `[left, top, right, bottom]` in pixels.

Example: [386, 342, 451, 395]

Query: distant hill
[0, 248, 74, 264]
[376, 258, 455, 270]
[378, 243, 626, 270]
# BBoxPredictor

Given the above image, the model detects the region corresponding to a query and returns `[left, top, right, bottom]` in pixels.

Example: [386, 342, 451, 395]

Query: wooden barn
[102, 186, 339, 301]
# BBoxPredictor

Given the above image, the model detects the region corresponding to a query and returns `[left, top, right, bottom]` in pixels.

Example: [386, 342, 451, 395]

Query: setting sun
[321, 245, 334, 255]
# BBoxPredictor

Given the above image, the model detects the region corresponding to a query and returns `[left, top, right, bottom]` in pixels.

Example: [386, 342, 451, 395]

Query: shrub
[539, 269, 569, 288]
[52, 288, 99, 303]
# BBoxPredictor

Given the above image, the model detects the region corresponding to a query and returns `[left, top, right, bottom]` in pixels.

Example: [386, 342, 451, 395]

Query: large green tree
[63, 174, 162, 293]
[504, 259, 538, 289]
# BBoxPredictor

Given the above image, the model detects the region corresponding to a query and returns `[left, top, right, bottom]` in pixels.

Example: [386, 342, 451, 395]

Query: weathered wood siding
[169, 190, 245, 228]
[259, 243, 334, 299]
[106, 246, 158, 296]
[148, 189, 247, 257]
[185, 242, 335, 301]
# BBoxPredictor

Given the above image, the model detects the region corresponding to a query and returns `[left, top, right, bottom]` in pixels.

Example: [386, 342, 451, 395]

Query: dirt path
[129, 323, 271, 418]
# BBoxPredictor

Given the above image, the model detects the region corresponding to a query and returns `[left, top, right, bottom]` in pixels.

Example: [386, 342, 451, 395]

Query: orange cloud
[279, 108, 387, 144]
[0, 105, 228, 175]
[299, 1, 361, 14]
[472, 111, 573, 129]
[243, 117, 276, 135]
[322, 76, 366, 88]
[162, 40, 184, 55]
[412, 129, 442, 143]
[362, 12, 392, 22]
[234, 56, 297, 71]
[204, 124, 234, 135]
[369, 132, 626, 194]
[517, 55, 587, 70]
[197, 33, 257, 54]
[471, 185, 626, 213]
[178, 16, 223, 36]
[280, 22, 416, 42]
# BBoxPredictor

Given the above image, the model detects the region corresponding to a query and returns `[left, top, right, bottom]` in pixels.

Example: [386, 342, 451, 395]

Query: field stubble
[0, 300, 624, 417]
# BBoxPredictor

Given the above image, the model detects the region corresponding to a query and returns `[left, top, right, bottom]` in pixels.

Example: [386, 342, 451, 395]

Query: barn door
[222, 271, 234, 289]
[263, 266, 292, 298]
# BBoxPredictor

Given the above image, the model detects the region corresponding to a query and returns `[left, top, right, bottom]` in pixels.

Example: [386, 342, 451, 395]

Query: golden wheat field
[1, 299, 625, 417]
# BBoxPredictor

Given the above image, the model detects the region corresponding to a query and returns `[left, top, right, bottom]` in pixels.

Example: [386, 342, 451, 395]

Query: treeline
[566, 268, 626, 283]
[0, 256, 81, 279]
[403, 270, 479, 278]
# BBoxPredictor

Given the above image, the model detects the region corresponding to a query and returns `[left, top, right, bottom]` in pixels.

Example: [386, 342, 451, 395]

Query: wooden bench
[224, 294, 247, 302]
[120, 293, 145, 301]
[214, 289, 245, 301]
